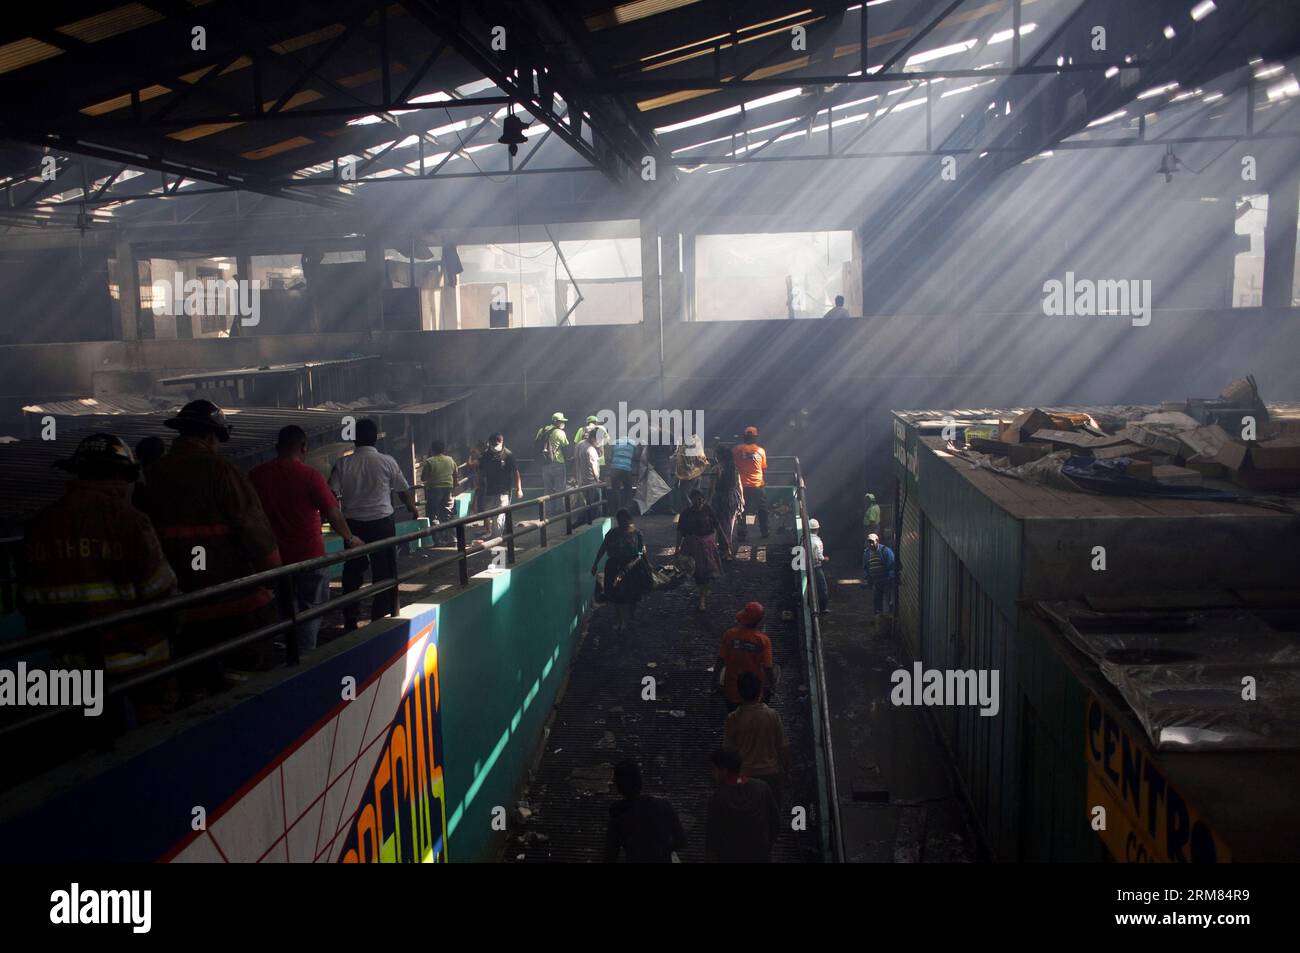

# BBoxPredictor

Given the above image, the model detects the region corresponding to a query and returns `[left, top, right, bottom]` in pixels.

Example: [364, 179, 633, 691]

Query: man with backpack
[534, 412, 570, 498]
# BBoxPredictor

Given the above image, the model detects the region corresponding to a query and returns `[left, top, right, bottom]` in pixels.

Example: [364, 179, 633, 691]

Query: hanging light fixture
[498, 105, 530, 156]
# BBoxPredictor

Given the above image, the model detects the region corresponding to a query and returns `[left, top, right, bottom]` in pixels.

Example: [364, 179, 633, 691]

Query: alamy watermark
[596, 401, 703, 446]
[150, 272, 261, 326]
[1042, 271, 1152, 327]
[50, 883, 150, 933]
[0, 663, 103, 716]
[890, 662, 1000, 717]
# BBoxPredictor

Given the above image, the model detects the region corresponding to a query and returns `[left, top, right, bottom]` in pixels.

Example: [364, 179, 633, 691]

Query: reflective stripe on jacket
[135, 436, 280, 621]
[22, 479, 178, 670]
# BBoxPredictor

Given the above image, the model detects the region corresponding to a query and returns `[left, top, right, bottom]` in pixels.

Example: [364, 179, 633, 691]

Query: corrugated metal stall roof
[155, 355, 381, 385]
[21, 396, 179, 417]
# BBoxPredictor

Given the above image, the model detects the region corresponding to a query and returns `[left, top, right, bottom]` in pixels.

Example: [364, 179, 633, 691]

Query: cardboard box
[1183, 456, 1229, 480]
[1152, 465, 1203, 486]
[1030, 429, 1133, 450]
[1122, 425, 1184, 457]
[1251, 436, 1300, 469]
[1176, 424, 1232, 462]
[1091, 442, 1153, 461]
[1218, 436, 1300, 491]
[969, 437, 1053, 467]
[1000, 409, 1053, 445]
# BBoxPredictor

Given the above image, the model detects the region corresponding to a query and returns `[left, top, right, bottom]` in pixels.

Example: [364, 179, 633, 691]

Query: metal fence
[790, 455, 846, 863]
[0, 483, 607, 738]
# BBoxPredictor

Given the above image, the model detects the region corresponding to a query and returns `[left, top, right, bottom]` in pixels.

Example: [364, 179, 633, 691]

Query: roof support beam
[396, 0, 614, 180]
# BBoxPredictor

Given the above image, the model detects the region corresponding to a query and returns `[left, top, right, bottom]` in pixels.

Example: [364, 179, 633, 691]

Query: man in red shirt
[731, 426, 768, 541]
[250, 425, 361, 653]
[717, 601, 775, 712]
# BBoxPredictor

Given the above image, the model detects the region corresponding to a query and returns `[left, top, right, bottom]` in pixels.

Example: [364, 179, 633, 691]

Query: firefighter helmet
[165, 399, 232, 442]
[53, 432, 141, 479]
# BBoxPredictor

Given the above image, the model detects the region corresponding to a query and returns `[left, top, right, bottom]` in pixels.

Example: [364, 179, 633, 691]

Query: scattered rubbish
[669, 710, 686, 718]
[781, 610, 794, 621]
[594, 731, 617, 750]
[952, 376, 1300, 496]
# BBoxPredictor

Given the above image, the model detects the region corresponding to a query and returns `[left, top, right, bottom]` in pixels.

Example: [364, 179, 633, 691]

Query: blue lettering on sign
[1085, 696, 1223, 863]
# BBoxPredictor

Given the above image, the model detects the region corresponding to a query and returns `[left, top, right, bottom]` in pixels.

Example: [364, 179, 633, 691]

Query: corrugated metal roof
[156, 355, 381, 385]
[21, 396, 178, 417]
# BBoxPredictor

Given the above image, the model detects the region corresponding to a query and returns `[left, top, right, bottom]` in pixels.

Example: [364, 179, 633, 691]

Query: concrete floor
[504, 510, 823, 862]
[819, 574, 980, 862]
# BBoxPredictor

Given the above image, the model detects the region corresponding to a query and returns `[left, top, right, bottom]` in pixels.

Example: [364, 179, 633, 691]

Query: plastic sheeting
[633, 466, 671, 515]
[1039, 602, 1300, 751]
[1059, 456, 1256, 500]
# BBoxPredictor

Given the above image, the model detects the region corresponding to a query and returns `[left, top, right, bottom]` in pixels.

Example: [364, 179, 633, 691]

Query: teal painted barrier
[438, 517, 611, 861]
[0, 514, 611, 863]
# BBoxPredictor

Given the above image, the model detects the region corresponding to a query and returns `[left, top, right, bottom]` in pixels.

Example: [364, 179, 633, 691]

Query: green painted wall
[437, 517, 610, 862]
[1016, 609, 1104, 862]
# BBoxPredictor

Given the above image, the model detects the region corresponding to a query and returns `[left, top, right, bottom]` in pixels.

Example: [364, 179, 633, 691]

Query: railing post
[277, 574, 300, 666]
[455, 522, 469, 586]
[504, 505, 516, 565]
[564, 488, 573, 536]
[538, 498, 548, 547]
[389, 537, 400, 617]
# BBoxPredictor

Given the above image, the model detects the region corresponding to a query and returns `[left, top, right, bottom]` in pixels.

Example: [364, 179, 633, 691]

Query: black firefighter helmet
[53, 432, 141, 480]
[165, 398, 233, 442]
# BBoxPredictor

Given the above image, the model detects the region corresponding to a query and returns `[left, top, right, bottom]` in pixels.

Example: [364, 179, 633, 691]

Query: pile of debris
[964, 377, 1300, 493]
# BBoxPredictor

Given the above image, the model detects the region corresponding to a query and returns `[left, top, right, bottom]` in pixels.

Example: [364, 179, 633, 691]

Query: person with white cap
[573, 414, 609, 464]
[862, 533, 897, 616]
[808, 518, 830, 614]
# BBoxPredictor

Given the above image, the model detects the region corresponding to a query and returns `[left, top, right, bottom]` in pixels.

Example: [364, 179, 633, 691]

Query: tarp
[1060, 456, 1257, 500]
[1039, 602, 1300, 751]
[633, 467, 671, 514]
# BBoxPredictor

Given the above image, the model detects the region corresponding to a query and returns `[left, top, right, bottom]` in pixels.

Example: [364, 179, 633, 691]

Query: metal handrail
[791, 455, 846, 864]
[0, 481, 608, 736]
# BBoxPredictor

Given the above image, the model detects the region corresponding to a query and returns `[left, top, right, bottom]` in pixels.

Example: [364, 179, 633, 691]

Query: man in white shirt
[573, 427, 603, 526]
[328, 418, 418, 631]
[822, 295, 850, 320]
[808, 518, 831, 614]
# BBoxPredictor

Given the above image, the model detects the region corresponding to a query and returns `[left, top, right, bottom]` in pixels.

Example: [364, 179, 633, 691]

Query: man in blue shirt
[607, 437, 638, 513]
[862, 533, 896, 615]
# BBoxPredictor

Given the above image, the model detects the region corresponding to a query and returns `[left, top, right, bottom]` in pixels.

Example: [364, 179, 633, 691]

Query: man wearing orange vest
[717, 601, 775, 713]
[136, 400, 281, 684]
[731, 426, 769, 541]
